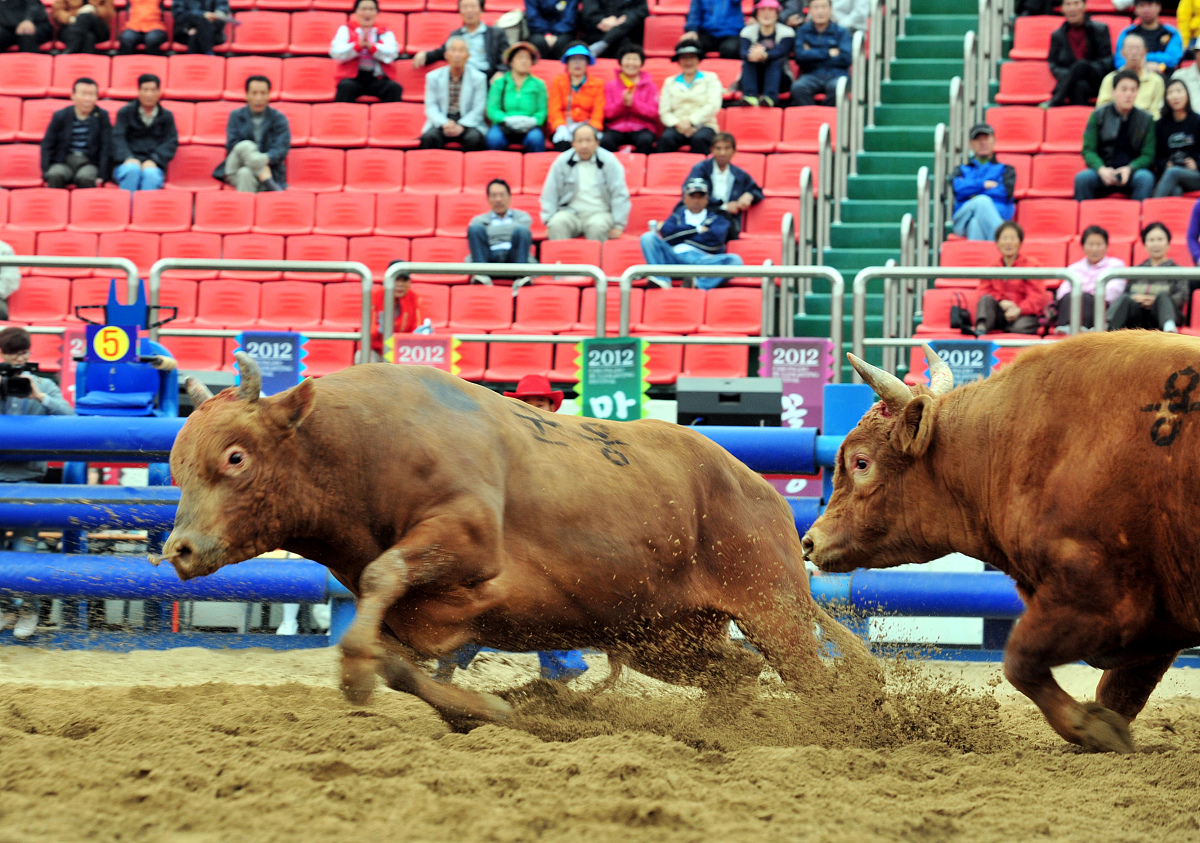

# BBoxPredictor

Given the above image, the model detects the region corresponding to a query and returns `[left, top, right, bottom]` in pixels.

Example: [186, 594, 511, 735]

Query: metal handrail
[834, 74, 851, 204]
[899, 214, 916, 267]
[867, 0, 884, 128]
[619, 266, 846, 376]
[915, 165, 930, 268]
[799, 167, 815, 268]
[963, 30, 978, 125]
[817, 122, 833, 252]
[884, 0, 898, 78]
[882, 258, 898, 373]
[948, 76, 966, 168]
[932, 122, 949, 258]
[147, 259, 373, 346]
[898, 0, 909, 39]
[978, 0, 994, 92]
[781, 212, 796, 329]
[0, 256, 140, 307]
[850, 28, 867, 167]
[1092, 266, 1200, 332]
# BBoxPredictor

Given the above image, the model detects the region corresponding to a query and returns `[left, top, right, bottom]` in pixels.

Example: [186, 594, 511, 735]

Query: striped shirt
[70, 116, 90, 153]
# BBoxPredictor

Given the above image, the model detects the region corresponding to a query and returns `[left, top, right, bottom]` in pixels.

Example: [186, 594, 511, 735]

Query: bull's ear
[273, 378, 316, 430]
[895, 394, 935, 457]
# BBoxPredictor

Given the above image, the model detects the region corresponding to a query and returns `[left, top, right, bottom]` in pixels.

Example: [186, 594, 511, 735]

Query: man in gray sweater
[540, 125, 631, 241]
[467, 178, 533, 283]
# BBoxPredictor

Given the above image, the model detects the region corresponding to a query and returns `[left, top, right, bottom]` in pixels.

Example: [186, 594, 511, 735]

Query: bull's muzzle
[160, 531, 225, 581]
[800, 531, 816, 561]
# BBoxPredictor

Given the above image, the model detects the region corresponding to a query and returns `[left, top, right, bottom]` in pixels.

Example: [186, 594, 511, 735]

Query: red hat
[504, 374, 563, 412]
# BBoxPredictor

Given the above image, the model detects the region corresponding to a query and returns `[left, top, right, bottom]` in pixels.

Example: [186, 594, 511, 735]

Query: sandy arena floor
[0, 645, 1198, 843]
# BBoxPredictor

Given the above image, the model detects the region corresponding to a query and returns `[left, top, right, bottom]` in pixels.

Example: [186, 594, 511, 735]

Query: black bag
[948, 292, 973, 335]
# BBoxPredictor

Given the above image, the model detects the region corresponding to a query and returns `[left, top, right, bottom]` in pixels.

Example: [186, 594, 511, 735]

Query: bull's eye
[228, 452, 244, 465]
[853, 456, 870, 472]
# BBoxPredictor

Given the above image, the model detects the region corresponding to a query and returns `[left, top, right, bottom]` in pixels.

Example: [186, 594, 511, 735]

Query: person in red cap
[503, 373, 564, 412]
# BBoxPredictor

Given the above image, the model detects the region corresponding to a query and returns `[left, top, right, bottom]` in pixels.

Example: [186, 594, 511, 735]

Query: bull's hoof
[1078, 702, 1134, 754]
[340, 655, 378, 706]
[480, 692, 515, 722]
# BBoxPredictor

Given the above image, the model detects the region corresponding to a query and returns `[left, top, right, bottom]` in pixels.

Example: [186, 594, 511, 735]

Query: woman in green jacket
[486, 41, 548, 152]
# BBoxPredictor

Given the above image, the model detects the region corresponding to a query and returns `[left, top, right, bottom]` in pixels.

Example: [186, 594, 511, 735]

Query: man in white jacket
[541, 125, 631, 241]
[420, 37, 488, 150]
[330, 0, 403, 103]
[658, 39, 723, 155]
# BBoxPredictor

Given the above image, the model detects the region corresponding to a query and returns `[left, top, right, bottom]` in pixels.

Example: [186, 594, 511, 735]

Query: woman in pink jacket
[600, 43, 661, 154]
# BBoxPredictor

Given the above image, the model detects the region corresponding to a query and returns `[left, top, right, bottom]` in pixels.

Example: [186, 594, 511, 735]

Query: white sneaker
[13, 607, 38, 639]
[275, 619, 298, 635]
[310, 603, 331, 631]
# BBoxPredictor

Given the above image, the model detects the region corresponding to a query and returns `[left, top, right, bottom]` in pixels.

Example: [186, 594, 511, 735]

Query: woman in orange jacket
[547, 41, 606, 151]
[51, 0, 114, 53]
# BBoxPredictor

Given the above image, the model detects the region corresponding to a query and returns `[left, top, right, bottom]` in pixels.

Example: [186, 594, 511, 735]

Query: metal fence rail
[0, 256, 140, 305]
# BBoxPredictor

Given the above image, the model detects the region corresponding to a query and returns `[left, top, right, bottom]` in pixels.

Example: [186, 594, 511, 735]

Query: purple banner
[759, 338, 834, 431]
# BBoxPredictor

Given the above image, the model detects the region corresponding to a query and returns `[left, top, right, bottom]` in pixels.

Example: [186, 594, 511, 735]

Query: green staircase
[794, 0, 977, 378]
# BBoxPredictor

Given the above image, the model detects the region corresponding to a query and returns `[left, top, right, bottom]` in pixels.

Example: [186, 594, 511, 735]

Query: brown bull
[802, 334, 1200, 753]
[161, 355, 868, 727]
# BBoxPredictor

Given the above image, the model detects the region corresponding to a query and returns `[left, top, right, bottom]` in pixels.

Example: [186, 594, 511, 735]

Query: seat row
[1005, 14, 1155, 62]
[985, 105, 1091, 155]
[55, 0, 717, 16]
[948, 197, 1195, 246]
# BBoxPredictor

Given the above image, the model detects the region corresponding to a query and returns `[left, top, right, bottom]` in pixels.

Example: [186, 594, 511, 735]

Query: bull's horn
[847, 352, 912, 415]
[922, 344, 954, 396]
[185, 377, 214, 407]
[234, 351, 262, 402]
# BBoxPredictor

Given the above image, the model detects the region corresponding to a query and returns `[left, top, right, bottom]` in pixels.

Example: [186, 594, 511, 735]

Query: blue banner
[925, 340, 998, 386]
[234, 332, 307, 397]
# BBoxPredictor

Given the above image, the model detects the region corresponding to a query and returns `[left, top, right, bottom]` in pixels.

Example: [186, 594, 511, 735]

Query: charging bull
[160, 354, 870, 728]
[802, 334, 1200, 753]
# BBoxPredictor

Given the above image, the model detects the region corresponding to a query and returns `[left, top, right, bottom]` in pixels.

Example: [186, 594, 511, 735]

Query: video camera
[0, 361, 39, 401]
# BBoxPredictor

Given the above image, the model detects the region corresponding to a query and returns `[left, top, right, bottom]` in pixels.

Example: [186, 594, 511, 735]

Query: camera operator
[0, 326, 73, 639]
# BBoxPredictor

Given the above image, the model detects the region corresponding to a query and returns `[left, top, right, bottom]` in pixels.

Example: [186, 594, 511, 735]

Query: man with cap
[541, 124, 631, 240]
[639, 178, 744, 289]
[548, 41, 607, 151]
[412, 0, 507, 78]
[950, 122, 1016, 242]
[658, 38, 723, 154]
[789, 0, 851, 106]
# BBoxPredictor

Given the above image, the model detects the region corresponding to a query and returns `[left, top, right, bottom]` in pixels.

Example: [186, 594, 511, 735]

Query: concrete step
[838, 199, 914, 224]
[903, 15, 978, 37]
[829, 221, 901, 249]
[872, 103, 950, 126]
[889, 58, 963, 81]
[855, 152, 934, 176]
[880, 78, 951, 104]
[863, 125, 940, 153]
[845, 175, 917, 201]
[894, 37, 965, 61]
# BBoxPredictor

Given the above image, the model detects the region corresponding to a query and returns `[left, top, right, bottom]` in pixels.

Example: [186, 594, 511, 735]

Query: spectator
[950, 123, 1015, 242]
[973, 221, 1050, 335]
[1180, 0, 1200, 60]
[467, 178, 534, 280]
[118, 0, 168, 54]
[658, 39, 722, 154]
[600, 43, 660, 154]
[527, 0, 578, 62]
[413, 0, 507, 78]
[0, 0, 52, 52]
[1097, 34, 1165, 119]
[784, 0, 867, 33]
[684, 131, 762, 239]
[1115, 0, 1182, 75]
[421, 37, 488, 151]
[548, 41, 606, 151]
[1186, 194, 1200, 272]
[486, 41, 548, 151]
[739, 0, 794, 107]
[683, 0, 744, 59]
[364, 272, 423, 362]
[112, 74, 177, 194]
[0, 327, 74, 641]
[1153, 79, 1200, 196]
[212, 75, 290, 193]
[51, 0, 113, 53]
[541, 124, 630, 240]
[640, 178, 744, 288]
[1060, 225, 1126, 330]
[171, 0, 230, 55]
[41, 78, 112, 190]
[1109, 222, 1186, 331]
[0, 239, 17, 321]
[331, 0, 403, 103]
[581, 0, 647, 59]
[789, 0, 851, 107]
[1076, 69, 1156, 201]
[1046, 0, 1113, 108]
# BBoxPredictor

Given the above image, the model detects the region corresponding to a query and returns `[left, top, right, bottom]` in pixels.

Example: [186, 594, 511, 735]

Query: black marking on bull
[511, 410, 569, 446]
[578, 423, 631, 467]
[1140, 367, 1200, 447]
[425, 377, 480, 413]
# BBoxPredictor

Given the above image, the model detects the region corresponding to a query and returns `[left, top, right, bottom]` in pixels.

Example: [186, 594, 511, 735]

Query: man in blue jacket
[640, 178, 745, 289]
[212, 75, 290, 192]
[683, 0, 744, 60]
[1114, 0, 1181, 75]
[527, 0, 578, 62]
[789, 0, 851, 106]
[683, 131, 763, 240]
[951, 123, 1016, 241]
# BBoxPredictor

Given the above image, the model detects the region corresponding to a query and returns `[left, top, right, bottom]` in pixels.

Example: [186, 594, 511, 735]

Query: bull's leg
[1095, 652, 1179, 722]
[339, 547, 411, 704]
[620, 614, 766, 696]
[378, 638, 512, 730]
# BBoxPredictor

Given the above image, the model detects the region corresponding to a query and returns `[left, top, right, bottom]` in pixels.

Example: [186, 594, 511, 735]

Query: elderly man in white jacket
[541, 124, 631, 241]
[330, 0, 403, 103]
[421, 37, 488, 150]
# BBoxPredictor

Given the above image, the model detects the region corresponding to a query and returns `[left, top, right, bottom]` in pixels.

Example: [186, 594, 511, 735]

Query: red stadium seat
[258, 280, 324, 329]
[610, 150, 647, 194]
[1140, 197, 1194, 236]
[48, 54, 110, 98]
[508, 194, 547, 239]
[160, 336, 225, 370]
[402, 149, 463, 193]
[163, 100, 195, 143]
[252, 191, 316, 235]
[309, 102, 369, 147]
[434, 192, 481, 238]
[0, 145, 42, 188]
[8, 189, 69, 233]
[164, 144, 226, 191]
[164, 54, 226, 100]
[285, 234, 349, 281]
[156, 278, 198, 325]
[1007, 153, 1033, 199]
[0, 189, 7, 227]
[281, 57, 339, 102]
[697, 287, 762, 334]
[681, 342, 749, 378]
[643, 152, 704, 195]
[462, 151, 524, 194]
[548, 334, 583, 380]
[287, 147, 346, 193]
[220, 233, 285, 280]
[574, 287, 644, 333]
[1021, 239, 1068, 267]
[409, 236, 469, 283]
[1078, 198, 1141, 240]
[108, 55, 168, 99]
[521, 152, 558, 194]
[193, 280, 262, 328]
[599, 237, 646, 281]
[24, 334, 62, 371]
[345, 148, 405, 192]
[510, 285, 580, 333]
[727, 236, 783, 268]
[447, 285, 514, 332]
[641, 58, 676, 89]
[643, 14, 686, 57]
[314, 192, 375, 236]
[635, 336, 683, 384]
[939, 239, 999, 266]
[1015, 198, 1078, 242]
[1008, 15, 1063, 60]
[450, 340, 486, 380]
[993, 61, 1056, 105]
[391, 62, 431, 104]
[222, 56, 283, 100]
[17, 98, 64, 143]
[634, 288, 706, 333]
[763, 153, 819, 197]
[536, 239, 602, 286]
[367, 102, 424, 148]
[67, 189, 131, 233]
[348, 235, 410, 280]
[301, 340, 355, 376]
[273, 101, 312, 145]
[1041, 106, 1092, 153]
[6, 276, 71, 323]
[36, 231, 98, 278]
[0, 53, 52, 97]
[288, 11, 345, 54]
[375, 193, 436, 237]
[778, 106, 836, 153]
[721, 108, 783, 153]
[917, 288, 982, 334]
[229, 11, 291, 53]
[0, 231, 35, 271]
[1025, 153, 1084, 199]
[321, 281, 365, 329]
[96, 231, 159, 275]
[193, 191, 255, 234]
[405, 12, 461, 53]
[984, 106, 1044, 154]
[626, 194, 680, 235]
[257, 0, 313, 12]
[68, 277, 119, 321]
[743, 197, 798, 237]
[160, 232, 223, 279]
[483, 340, 553, 382]
[412, 282, 450, 328]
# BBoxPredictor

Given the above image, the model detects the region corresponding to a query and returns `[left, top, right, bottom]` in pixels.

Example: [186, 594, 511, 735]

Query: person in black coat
[682, 132, 764, 240]
[172, 0, 229, 54]
[212, 75, 291, 191]
[1047, 0, 1114, 107]
[580, 0, 647, 59]
[112, 74, 178, 193]
[41, 78, 112, 189]
[0, 0, 52, 51]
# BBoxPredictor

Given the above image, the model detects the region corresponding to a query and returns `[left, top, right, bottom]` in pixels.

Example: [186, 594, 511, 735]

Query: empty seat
[17, 98, 64, 143]
[536, 239, 602, 286]
[164, 54, 226, 100]
[109, 55, 168, 99]
[402, 149, 463, 193]
[1078, 198, 1141, 240]
[636, 337, 683, 385]
[162, 100, 195, 143]
[462, 151, 524, 193]
[447, 285, 514, 332]
[268, 101, 310, 146]
[522, 152, 558, 194]
[220, 233, 285, 280]
[1007, 15, 1063, 60]
[300, 339, 355, 376]
[1140, 197, 1194, 235]
[409, 236, 470, 283]
[154, 278, 199, 326]
[8, 189, 69, 232]
[314, 192, 375, 236]
[939, 239, 999, 266]
[96, 231, 159, 275]
[193, 191, 256, 233]
[510, 285, 580, 333]
[917, 288, 982, 334]
[48, 54, 110, 98]
[68, 189, 131, 233]
[599, 237, 647, 281]
[252, 191, 316, 235]
[1021, 238, 1069, 267]
[375, 193, 436, 237]
[1015, 198, 1079, 241]
[160, 232, 223, 279]
[993, 61, 1056, 105]
[288, 11, 346, 54]
[286, 147, 346, 192]
[160, 336, 225, 370]
[633, 288, 706, 333]
[367, 102, 425, 148]
[222, 56, 284, 100]
[727, 236, 783, 267]
[285, 234, 349, 281]
[509, 194, 548, 239]
[1040, 105, 1092, 153]
[36, 231, 98, 278]
[1007, 152, 1033, 199]
[165, 144, 226, 190]
[411, 282, 450, 328]
[321, 281, 365, 329]
[391, 62, 432, 104]
[642, 14, 686, 57]
[985, 106, 1045, 153]
[229, 11, 291, 53]
[0, 53, 53, 98]
[194, 280, 262, 328]
[743, 197, 798, 237]
[345, 148, 405, 192]
[309, 102, 370, 147]
[1025, 154, 1084, 199]
[281, 57, 338, 102]
[483, 341, 553, 382]
[450, 340, 486, 380]
[626, 194, 681, 235]
[258, 280, 324, 329]
[6, 276, 71, 323]
[405, 12, 461, 53]
[574, 287, 644, 333]
[763, 153, 819, 197]
[190, 100, 241, 145]
[548, 335, 583, 380]
[68, 277, 118, 322]
[697, 287, 762, 334]
[721, 108, 783, 153]
[643, 153, 704, 195]
[778, 106, 836, 153]
[348, 235, 410, 280]
[434, 192, 481, 238]
[611, 150, 647, 194]
[0, 144, 43, 188]
[681, 342, 749, 378]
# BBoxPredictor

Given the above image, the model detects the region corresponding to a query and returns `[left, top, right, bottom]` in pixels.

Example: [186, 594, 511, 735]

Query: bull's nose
[800, 532, 815, 560]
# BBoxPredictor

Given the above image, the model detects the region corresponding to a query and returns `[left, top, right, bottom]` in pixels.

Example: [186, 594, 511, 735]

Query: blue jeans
[740, 58, 788, 99]
[486, 124, 545, 153]
[1073, 167, 1155, 201]
[951, 194, 1005, 241]
[790, 72, 845, 106]
[640, 232, 744, 290]
[442, 644, 589, 680]
[115, 161, 165, 192]
[467, 222, 532, 264]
